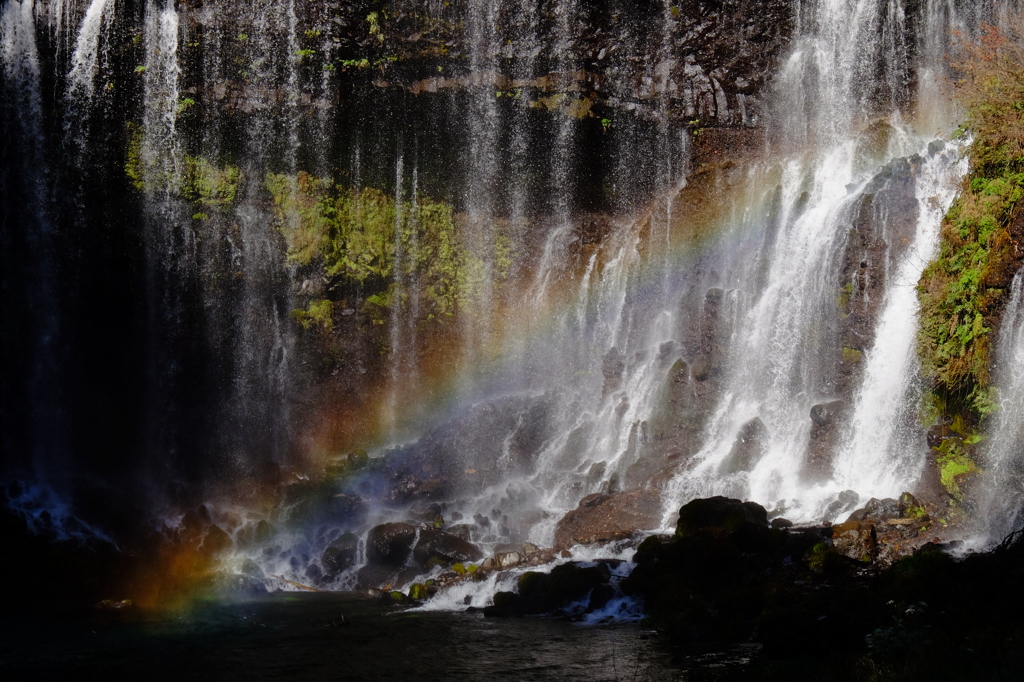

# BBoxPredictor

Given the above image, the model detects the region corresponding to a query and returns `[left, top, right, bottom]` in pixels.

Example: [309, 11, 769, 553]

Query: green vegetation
[290, 299, 334, 332]
[267, 172, 515, 327]
[367, 12, 384, 43]
[181, 157, 239, 211]
[918, 16, 1024, 428]
[125, 123, 145, 190]
[935, 438, 979, 501]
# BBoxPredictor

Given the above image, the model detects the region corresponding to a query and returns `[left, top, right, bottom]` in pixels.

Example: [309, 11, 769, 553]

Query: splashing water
[975, 274, 1024, 545]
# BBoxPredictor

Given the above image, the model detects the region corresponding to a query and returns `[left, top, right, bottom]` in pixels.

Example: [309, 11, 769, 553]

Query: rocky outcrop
[321, 532, 360, 576]
[804, 400, 848, 483]
[553, 488, 662, 549]
[719, 417, 768, 475]
[365, 522, 417, 566]
[484, 560, 622, 617]
[412, 528, 484, 568]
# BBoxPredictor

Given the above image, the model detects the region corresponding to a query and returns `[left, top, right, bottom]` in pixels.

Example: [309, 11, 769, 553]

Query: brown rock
[832, 520, 876, 563]
[554, 488, 662, 549]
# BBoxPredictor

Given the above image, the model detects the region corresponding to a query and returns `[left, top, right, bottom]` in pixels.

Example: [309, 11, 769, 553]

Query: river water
[0, 592, 758, 680]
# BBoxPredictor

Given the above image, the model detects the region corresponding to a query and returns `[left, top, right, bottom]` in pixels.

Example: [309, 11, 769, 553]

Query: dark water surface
[0, 592, 758, 680]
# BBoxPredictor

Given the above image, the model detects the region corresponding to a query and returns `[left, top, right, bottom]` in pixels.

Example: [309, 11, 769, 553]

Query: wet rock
[239, 558, 265, 578]
[770, 517, 793, 530]
[810, 400, 845, 427]
[201, 525, 233, 556]
[691, 356, 714, 382]
[588, 583, 616, 612]
[847, 497, 900, 522]
[409, 501, 443, 525]
[254, 520, 275, 544]
[516, 562, 612, 615]
[602, 347, 626, 397]
[675, 496, 771, 550]
[926, 424, 954, 448]
[897, 492, 922, 516]
[365, 522, 417, 566]
[832, 520, 877, 563]
[322, 532, 360, 575]
[412, 527, 484, 568]
[719, 418, 768, 475]
[913, 448, 951, 507]
[806, 401, 847, 483]
[823, 490, 860, 521]
[484, 590, 523, 617]
[554, 488, 662, 549]
[446, 523, 473, 541]
[494, 551, 523, 569]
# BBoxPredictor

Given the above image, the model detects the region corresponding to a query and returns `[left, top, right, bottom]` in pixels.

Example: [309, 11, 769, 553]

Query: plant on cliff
[918, 14, 1024, 426]
[266, 172, 508, 325]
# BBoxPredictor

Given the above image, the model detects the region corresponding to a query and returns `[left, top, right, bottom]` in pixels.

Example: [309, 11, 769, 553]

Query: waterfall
[976, 275, 1024, 544]
[1, 0, 72, 492]
[66, 0, 113, 101]
[2, 0, 1017, 599]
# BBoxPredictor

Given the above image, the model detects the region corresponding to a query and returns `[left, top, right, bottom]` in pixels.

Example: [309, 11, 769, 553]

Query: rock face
[554, 488, 662, 549]
[719, 418, 768, 475]
[805, 400, 847, 483]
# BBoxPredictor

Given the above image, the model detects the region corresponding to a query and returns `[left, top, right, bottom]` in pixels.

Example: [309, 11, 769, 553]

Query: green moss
[125, 123, 145, 190]
[290, 299, 334, 332]
[267, 172, 514, 327]
[181, 156, 239, 211]
[935, 439, 979, 501]
[904, 505, 928, 519]
[841, 347, 863, 363]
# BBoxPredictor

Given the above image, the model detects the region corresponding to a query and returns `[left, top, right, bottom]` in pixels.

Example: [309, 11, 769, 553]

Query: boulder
[409, 501, 443, 525]
[676, 495, 769, 535]
[322, 532, 360, 575]
[846, 497, 900, 522]
[200, 525, 233, 556]
[239, 558, 265, 578]
[254, 519, 275, 544]
[718, 418, 768, 475]
[494, 551, 522, 569]
[822, 490, 860, 521]
[446, 523, 473, 541]
[675, 495, 771, 551]
[832, 520, 877, 563]
[365, 522, 417, 566]
[516, 562, 612, 614]
[554, 488, 662, 549]
[805, 400, 847, 483]
[412, 527, 484, 567]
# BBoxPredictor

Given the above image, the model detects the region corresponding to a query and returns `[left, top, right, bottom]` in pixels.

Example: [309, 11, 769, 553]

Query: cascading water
[66, 0, 113, 101]
[975, 274, 1024, 544]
